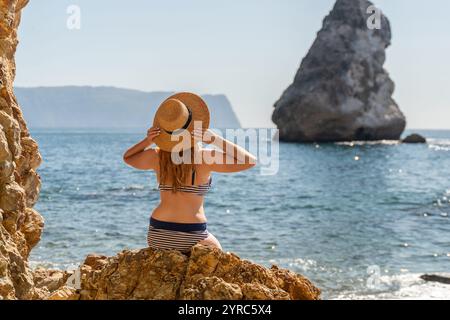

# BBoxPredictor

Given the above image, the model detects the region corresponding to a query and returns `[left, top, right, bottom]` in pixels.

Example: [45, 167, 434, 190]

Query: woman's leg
[198, 232, 222, 250]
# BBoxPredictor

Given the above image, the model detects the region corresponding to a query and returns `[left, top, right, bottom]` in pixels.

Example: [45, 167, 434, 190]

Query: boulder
[272, 0, 406, 142]
[39, 245, 320, 300]
[402, 133, 426, 144]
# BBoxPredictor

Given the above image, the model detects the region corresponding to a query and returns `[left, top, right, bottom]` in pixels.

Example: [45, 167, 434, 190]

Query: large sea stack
[272, 0, 406, 142]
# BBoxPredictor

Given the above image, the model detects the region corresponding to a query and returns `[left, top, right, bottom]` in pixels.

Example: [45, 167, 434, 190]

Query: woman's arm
[193, 128, 257, 173]
[123, 127, 160, 170]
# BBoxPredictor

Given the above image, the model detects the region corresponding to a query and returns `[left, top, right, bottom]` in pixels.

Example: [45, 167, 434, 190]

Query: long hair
[159, 148, 195, 192]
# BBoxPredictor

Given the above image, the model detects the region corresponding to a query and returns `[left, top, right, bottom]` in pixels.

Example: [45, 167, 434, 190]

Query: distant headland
[15, 86, 242, 129]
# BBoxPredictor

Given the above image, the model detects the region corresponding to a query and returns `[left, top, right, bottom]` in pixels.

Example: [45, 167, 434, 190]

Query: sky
[15, 0, 450, 129]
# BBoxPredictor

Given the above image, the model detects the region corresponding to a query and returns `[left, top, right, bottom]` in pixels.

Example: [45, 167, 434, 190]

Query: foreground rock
[272, 0, 406, 142]
[44, 245, 320, 300]
[402, 134, 426, 144]
[0, 0, 44, 300]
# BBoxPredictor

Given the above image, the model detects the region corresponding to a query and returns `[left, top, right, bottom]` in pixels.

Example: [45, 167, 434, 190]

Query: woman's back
[153, 151, 212, 223]
[123, 91, 257, 253]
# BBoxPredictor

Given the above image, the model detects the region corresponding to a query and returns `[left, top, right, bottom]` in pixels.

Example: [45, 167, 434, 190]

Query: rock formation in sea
[0, 0, 44, 300]
[272, 0, 406, 142]
[0, 1, 320, 300]
[402, 133, 426, 144]
[35, 245, 321, 300]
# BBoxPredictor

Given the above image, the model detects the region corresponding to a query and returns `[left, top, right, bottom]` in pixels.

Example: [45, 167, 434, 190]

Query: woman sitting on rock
[123, 92, 256, 252]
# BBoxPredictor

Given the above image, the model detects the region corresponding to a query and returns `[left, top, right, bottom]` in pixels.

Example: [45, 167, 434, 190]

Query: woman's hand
[193, 128, 217, 144]
[123, 127, 160, 170]
[146, 126, 160, 143]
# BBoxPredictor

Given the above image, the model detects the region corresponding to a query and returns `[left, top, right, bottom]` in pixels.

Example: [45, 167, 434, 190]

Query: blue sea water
[28, 128, 450, 299]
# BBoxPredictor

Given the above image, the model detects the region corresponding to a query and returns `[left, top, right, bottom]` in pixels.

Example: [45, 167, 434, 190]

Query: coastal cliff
[0, 0, 44, 299]
[0, 0, 320, 300]
[272, 0, 406, 142]
[38, 245, 320, 300]
[15, 86, 242, 129]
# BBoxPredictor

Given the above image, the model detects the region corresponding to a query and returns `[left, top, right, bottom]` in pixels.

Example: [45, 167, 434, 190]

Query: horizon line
[13, 84, 229, 98]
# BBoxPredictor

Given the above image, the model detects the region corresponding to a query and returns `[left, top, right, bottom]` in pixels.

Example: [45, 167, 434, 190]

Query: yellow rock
[68, 245, 320, 300]
[0, 0, 44, 300]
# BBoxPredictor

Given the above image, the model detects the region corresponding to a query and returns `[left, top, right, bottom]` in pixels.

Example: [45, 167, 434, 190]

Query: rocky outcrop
[0, 0, 44, 300]
[43, 245, 321, 300]
[272, 0, 406, 142]
[402, 133, 426, 144]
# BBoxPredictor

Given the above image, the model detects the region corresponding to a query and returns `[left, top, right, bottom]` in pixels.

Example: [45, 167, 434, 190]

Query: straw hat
[152, 92, 210, 152]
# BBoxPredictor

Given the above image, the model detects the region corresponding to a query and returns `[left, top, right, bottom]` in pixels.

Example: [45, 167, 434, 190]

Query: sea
[28, 128, 450, 300]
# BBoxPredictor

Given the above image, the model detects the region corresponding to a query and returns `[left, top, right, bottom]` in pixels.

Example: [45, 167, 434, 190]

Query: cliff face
[42, 245, 320, 300]
[272, 0, 406, 142]
[0, 0, 44, 300]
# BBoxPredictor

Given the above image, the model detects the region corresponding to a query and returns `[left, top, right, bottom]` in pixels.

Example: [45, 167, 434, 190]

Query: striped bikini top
[158, 170, 212, 196]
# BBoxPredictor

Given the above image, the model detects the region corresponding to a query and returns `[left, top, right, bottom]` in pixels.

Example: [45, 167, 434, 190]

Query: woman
[123, 92, 256, 252]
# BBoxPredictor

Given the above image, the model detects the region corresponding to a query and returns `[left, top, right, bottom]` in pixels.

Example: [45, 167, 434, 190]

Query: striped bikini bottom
[147, 217, 209, 253]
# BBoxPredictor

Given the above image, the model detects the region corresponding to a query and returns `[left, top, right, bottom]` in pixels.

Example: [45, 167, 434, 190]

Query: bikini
[147, 170, 212, 253]
[157, 169, 212, 196]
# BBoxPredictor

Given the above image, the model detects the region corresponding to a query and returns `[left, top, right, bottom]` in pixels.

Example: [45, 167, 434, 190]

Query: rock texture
[402, 133, 426, 144]
[272, 0, 406, 142]
[0, 0, 44, 300]
[43, 245, 320, 300]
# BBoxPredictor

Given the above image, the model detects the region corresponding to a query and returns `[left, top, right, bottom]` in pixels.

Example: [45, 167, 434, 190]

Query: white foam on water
[336, 140, 400, 146]
[269, 257, 319, 272]
[428, 138, 450, 146]
[332, 273, 450, 300]
[428, 138, 450, 151]
[266, 257, 450, 300]
[429, 145, 450, 151]
[334, 138, 450, 150]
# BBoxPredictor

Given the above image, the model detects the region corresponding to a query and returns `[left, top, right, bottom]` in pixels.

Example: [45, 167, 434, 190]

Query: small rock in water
[420, 274, 450, 285]
[402, 134, 427, 144]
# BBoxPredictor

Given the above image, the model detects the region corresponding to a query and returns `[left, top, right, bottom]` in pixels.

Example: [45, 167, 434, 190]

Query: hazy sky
[16, 0, 450, 129]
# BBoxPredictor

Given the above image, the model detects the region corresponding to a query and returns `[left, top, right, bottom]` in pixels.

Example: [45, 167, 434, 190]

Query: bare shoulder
[124, 147, 160, 171]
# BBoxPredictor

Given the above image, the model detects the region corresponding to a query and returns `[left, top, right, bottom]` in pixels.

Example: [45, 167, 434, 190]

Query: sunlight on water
[29, 129, 450, 299]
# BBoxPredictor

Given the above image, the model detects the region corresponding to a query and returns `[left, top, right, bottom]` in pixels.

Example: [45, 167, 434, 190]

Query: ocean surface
[28, 128, 450, 300]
